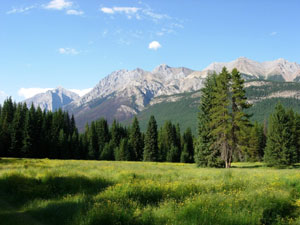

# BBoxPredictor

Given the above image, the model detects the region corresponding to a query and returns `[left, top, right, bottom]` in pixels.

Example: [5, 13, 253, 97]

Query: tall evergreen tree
[88, 121, 99, 159]
[209, 68, 232, 168]
[231, 68, 252, 161]
[143, 115, 158, 161]
[10, 103, 27, 156]
[264, 103, 298, 166]
[22, 104, 37, 157]
[194, 73, 222, 167]
[96, 118, 110, 159]
[115, 138, 132, 161]
[129, 117, 143, 161]
[0, 97, 15, 156]
[180, 128, 194, 163]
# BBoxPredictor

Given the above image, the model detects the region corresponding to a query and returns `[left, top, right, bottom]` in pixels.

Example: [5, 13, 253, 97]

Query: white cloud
[69, 88, 92, 97]
[58, 48, 79, 55]
[100, 7, 140, 15]
[148, 41, 161, 50]
[100, 7, 115, 14]
[270, 31, 277, 36]
[18, 88, 53, 99]
[0, 91, 8, 104]
[66, 9, 84, 15]
[142, 9, 169, 20]
[44, 0, 73, 10]
[6, 5, 35, 14]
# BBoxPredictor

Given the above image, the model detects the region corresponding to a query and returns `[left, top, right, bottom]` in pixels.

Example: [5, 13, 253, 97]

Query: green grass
[1, 158, 300, 225]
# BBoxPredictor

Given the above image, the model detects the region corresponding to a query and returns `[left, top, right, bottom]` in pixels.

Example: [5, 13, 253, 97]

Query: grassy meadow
[0, 158, 300, 225]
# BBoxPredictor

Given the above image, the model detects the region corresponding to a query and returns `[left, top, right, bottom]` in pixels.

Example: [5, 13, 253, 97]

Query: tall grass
[0, 158, 299, 225]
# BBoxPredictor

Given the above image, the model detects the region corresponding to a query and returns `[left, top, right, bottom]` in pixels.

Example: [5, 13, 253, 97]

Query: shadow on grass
[0, 158, 25, 165]
[0, 200, 87, 225]
[231, 164, 263, 169]
[0, 174, 114, 208]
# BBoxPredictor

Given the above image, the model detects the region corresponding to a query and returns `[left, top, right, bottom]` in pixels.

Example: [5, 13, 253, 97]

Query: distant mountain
[64, 64, 206, 129]
[23, 57, 300, 131]
[24, 87, 80, 111]
[203, 57, 300, 82]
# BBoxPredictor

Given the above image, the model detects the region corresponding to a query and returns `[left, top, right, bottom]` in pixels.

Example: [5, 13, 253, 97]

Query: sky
[1, 0, 300, 103]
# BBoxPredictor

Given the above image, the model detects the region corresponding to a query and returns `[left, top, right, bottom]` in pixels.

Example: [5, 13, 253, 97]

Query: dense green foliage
[1, 159, 300, 225]
[0, 98, 80, 159]
[264, 103, 299, 167]
[195, 68, 252, 168]
[0, 99, 192, 163]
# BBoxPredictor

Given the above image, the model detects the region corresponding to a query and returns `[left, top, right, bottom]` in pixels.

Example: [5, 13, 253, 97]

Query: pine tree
[180, 128, 194, 163]
[129, 117, 143, 161]
[143, 115, 158, 161]
[40, 111, 53, 158]
[245, 125, 260, 161]
[230, 68, 252, 161]
[194, 73, 221, 167]
[0, 97, 15, 156]
[22, 104, 37, 157]
[58, 129, 67, 159]
[88, 121, 98, 159]
[115, 138, 131, 161]
[96, 118, 110, 159]
[295, 113, 300, 162]
[100, 140, 115, 160]
[264, 103, 298, 166]
[209, 68, 232, 168]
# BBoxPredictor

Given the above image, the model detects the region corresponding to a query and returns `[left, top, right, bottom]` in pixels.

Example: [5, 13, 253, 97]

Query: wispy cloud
[58, 48, 79, 55]
[18, 88, 53, 99]
[142, 8, 170, 21]
[148, 41, 161, 50]
[66, 9, 84, 15]
[100, 7, 140, 15]
[44, 0, 73, 10]
[6, 5, 36, 14]
[100, 5, 170, 21]
[270, 31, 277, 36]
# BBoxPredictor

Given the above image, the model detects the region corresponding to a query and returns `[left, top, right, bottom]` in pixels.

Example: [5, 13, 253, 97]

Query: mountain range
[24, 57, 300, 131]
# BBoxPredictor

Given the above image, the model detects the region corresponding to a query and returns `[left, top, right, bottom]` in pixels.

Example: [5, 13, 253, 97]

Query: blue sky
[1, 0, 300, 102]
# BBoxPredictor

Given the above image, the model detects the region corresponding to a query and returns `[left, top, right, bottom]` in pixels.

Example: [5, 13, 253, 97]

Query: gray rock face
[204, 57, 300, 82]
[24, 87, 80, 111]
[65, 64, 207, 129]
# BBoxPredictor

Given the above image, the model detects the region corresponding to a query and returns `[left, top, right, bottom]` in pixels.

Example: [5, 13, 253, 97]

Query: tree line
[1, 67, 300, 167]
[0, 99, 194, 163]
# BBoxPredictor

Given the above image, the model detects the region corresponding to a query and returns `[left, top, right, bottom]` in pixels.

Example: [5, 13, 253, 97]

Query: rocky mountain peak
[152, 64, 171, 73]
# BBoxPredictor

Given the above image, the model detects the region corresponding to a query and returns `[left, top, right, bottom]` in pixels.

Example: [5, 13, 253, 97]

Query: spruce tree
[143, 115, 158, 161]
[88, 121, 98, 159]
[22, 104, 36, 157]
[115, 138, 131, 161]
[0, 97, 15, 156]
[96, 118, 110, 159]
[230, 68, 252, 161]
[209, 68, 232, 168]
[180, 128, 194, 163]
[129, 117, 143, 161]
[100, 140, 115, 160]
[194, 73, 221, 167]
[264, 103, 297, 166]
[10, 103, 27, 156]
